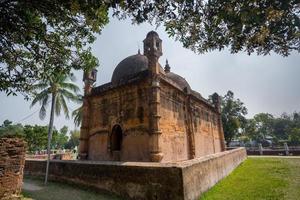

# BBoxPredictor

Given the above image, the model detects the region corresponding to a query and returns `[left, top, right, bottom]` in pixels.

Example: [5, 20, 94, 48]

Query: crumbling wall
[0, 138, 26, 199]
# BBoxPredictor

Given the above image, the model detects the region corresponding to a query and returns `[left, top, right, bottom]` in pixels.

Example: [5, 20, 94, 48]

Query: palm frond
[31, 73, 81, 123]
[30, 83, 49, 91]
[39, 105, 47, 120]
[41, 93, 49, 108]
[60, 96, 70, 119]
[31, 88, 50, 108]
[60, 89, 81, 103]
[60, 82, 80, 93]
[55, 93, 62, 116]
[72, 105, 83, 127]
[69, 73, 77, 82]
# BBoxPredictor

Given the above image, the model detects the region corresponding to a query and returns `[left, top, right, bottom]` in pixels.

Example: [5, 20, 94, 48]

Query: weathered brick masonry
[0, 138, 26, 199]
[78, 31, 226, 163]
[24, 148, 247, 200]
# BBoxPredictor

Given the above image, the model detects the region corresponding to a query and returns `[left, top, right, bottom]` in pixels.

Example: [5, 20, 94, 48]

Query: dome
[111, 54, 148, 83]
[111, 53, 165, 84]
[166, 72, 191, 91]
[146, 31, 159, 38]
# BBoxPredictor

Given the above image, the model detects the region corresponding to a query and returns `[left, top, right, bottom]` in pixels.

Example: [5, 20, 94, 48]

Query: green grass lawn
[200, 157, 300, 200]
[22, 178, 120, 200]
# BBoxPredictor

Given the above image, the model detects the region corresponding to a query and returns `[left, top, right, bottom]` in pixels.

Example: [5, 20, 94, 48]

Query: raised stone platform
[24, 147, 247, 200]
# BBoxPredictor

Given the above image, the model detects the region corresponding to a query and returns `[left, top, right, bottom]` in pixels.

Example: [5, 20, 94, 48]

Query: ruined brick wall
[87, 79, 151, 161]
[0, 138, 26, 199]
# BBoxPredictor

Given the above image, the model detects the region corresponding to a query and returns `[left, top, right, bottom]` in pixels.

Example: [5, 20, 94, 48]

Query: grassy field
[200, 157, 300, 200]
[22, 178, 120, 200]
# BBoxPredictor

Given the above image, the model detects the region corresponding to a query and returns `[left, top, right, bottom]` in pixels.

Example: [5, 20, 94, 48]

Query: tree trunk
[44, 93, 56, 185]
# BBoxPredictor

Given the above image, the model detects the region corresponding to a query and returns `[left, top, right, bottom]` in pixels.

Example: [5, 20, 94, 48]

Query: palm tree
[31, 74, 80, 185]
[72, 95, 83, 127]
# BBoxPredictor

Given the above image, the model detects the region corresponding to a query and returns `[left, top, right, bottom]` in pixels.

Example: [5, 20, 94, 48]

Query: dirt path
[22, 178, 120, 200]
[22, 181, 43, 191]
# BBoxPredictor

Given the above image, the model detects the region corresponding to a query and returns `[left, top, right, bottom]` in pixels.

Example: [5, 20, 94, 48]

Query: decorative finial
[164, 59, 170, 73]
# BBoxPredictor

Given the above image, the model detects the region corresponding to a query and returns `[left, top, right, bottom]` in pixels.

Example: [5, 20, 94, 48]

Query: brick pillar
[144, 31, 163, 162]
[148, 68, 163, 162]
[78, 96, 90, 160]
[212, 93, 226, 151]
[79, 69, 97, 160]
[184, 93, 196, 159]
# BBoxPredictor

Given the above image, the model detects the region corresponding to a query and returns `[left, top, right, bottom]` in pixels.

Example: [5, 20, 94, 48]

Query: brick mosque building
[78, 31, 225, 163]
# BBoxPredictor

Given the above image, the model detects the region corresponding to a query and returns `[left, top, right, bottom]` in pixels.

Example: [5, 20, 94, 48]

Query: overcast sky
[1, 16, 300, 131]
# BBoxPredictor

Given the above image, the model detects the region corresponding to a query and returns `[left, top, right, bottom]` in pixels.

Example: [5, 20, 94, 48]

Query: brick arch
[110, 124, 123, 151]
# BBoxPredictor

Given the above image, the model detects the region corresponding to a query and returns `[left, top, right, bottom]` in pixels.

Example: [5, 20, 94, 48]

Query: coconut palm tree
[71, 95, 83, 127]
[31, 74, 80, 184]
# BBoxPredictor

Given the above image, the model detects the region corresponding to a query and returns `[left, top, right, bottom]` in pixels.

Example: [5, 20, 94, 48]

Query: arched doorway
[111, 125, 123, 152]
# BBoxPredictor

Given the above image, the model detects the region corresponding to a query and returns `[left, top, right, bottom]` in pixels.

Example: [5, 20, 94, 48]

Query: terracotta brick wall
[88, 80, 151, 161]
[24, 148, 247, 200]
[0, 138, 26, 199]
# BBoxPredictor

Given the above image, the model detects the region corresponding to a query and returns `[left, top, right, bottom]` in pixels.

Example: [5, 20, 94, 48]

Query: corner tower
[78, 69, 97, 160]
[143, 31, 163, 162]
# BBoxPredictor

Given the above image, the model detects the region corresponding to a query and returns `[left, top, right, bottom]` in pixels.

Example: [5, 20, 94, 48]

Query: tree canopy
[220, 90, 248, 145]
[116, 0, 300, 56]
[0, 120, 77, 152]
[242, 112, 300, 146]
[1, 0, 299, 95]
[0, 0, 108, 95]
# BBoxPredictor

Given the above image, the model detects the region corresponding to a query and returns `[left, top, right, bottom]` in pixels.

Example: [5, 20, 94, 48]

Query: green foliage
[31, 74, 80, 120]
[0, 120, 24, 138]
[48, 127, 70, 150]
[253, 113, 275, 142]
[0, 119, 73, 152]
[23, 125, 48, 152]
[243, 112, 300, 146]
[64, 130, 80, 150]
[0, 0, 108, 95]
[52, 126, 69, 149]
[72, 106, 83, 127]
[2, 1, 299, 96]
[289, 128, 300, 145]
[220, 91, 248, 145]
[116, 0, 300, 56]
[272, 117, 291, 142]
[71, 95, 83, 127]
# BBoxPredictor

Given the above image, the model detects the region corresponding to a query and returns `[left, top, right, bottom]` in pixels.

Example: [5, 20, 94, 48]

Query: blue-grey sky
[1, 16, 300, 130]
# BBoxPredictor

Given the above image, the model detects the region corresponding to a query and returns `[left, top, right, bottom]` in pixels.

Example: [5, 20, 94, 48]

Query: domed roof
[146, 31, 159, 38]
[111, 53, 165, 84]
[111, 53, 148, 83]
[165, 72, 191, 91]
